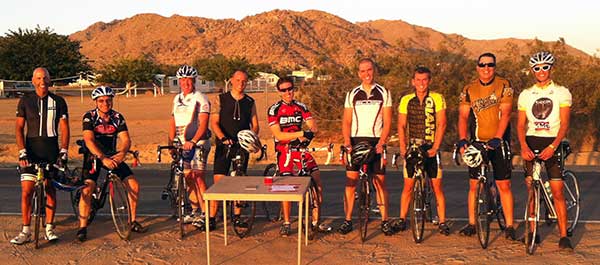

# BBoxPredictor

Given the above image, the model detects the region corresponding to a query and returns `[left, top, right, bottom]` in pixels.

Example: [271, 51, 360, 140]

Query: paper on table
[269, 184, 299, 192]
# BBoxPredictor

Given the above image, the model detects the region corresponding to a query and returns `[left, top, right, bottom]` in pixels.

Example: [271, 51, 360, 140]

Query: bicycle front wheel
[358, 178, 370, 242]
[230, 200, 256, 238]
[32, 183, 45, 249]
[108, 177, 131, 240]
[563, 170, 581, 236]
[525, 184, 540, 255]
[262, 163, 281, 222]
[411, 179, 426, 243]
[475, 180, 491, 249]
[307, 182, 320, 240]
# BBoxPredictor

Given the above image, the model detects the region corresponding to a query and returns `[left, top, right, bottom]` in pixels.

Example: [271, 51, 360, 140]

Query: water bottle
[544, 181, 553, 200]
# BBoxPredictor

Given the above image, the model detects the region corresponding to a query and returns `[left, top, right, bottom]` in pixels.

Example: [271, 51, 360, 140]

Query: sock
[22, 225, 30, 234]
[283, 222, 290, 225]
[46, 223, 54, 231]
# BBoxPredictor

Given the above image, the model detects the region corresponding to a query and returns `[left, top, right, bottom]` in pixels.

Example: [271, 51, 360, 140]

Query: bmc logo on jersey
[280, 116, 302, 124]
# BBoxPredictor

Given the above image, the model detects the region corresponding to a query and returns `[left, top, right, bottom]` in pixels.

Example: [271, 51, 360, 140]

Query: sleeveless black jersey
[16, 92, 69, 138]
[82, 109, 128, 155]
[216, 92, 255, 140]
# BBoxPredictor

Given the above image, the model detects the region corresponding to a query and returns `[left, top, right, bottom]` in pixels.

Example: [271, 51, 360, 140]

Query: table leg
[223, 200, 228, 246]
[205, 199, 211, 265]
[298, 197, 303, 265]
[305, 192, 309, 245]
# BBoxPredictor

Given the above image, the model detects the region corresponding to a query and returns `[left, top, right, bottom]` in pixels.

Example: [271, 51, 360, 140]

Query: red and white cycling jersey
[267, 100, 312, 146]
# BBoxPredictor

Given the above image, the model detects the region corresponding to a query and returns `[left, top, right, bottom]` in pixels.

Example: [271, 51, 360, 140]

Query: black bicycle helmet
[350, 142, 375, 166]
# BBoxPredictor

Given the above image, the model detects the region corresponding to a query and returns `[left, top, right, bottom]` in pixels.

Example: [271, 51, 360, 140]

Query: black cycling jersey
[82, 109, 128, 155]
[16, 92, 68, 138]
[215, 92, 255, 141]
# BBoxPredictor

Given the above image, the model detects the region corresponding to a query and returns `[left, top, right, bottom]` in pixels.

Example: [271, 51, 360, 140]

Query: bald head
[32, 67, 50, 78]
[31, 67, 51, 95]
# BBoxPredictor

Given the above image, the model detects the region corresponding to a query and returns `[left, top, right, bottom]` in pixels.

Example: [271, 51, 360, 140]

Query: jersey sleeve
[459, 85, 471, 106]
[517, 90, 528, 111]
[383, 88, 392, 107]
[435, 93, 447, 112]
[82, 112, 94, 131]
[499, 79, 514, 104]
[198, 93, 211, 114]
[16, 98, 25, 117]
[57, 96, 69, 119]
[559, 87, 572, 107]
[398, 95, 409, 114]
[344, 91, 353, 109]
[267, 103, 279, 126]
[116, 113, 128, 133]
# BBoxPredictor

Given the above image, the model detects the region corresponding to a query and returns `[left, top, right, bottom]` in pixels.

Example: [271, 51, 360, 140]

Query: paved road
[1, 166, 598, 222]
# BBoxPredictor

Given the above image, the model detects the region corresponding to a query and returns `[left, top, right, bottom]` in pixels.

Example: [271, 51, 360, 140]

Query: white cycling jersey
[518, 80, 572, 137]
[344, 83, 392, 138]
[172, 91, 211, 142]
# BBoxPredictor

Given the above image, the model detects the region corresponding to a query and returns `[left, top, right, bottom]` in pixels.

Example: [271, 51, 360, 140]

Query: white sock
[46, 224, 54, 231]
[22, 225, 30, 234]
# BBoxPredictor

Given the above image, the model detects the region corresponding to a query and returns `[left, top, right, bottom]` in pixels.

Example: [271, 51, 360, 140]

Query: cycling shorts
[20, 137, 60, 182]
[182, 140, 211, 171]
[213, 142, 249, 175]
[468, 140, 512, 180]
[82, 156, 133, 183]
[346, 137, 385, 175]
[403, 145, 442, 179]
[523, 136, 562, 180]
[275, 145, 319, 176]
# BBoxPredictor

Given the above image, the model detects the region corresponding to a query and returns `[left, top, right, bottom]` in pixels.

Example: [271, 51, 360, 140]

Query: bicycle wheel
[262, 163, 281, 222]
[176, 173, 186, 239]
[424, 179, 434, 223]
[475, 180, 491, 249]
[358, 177, 370, 242]
[108, 177, 131, 240]
[495, 193, 507, 231]
[525, 184, 540, 255]
[230, 200, 256, 238]
[32, 183, 45, 249]
[307, 182, 319, 240]
[563, 170, 580, 237]
[70, 188, 82, 219]
[411, 179, 426, 243]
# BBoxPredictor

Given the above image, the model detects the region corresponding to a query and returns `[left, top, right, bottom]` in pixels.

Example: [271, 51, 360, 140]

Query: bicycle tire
[262, 163, 281, 222]
[475, 179, 491, 249]
[167, 166, 178, 213]
[307, 182, 319, 240]
[424, 179, 434, 223]
[411, 179, 426, 243]
[563, 170, 581, 237]
[495, 193, 507, 231]
[33, 183, 45, 249]
[525, 184, 540, 255]
[230, 200, 256, 238]
[176, 173, 186, 239]
[358, 177, 370, 242]
[108, 177, 131, 240]
[70, 188, 82, 219]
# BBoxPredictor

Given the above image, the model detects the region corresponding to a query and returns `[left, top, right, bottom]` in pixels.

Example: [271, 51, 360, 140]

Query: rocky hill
[70, 9, 588, 68]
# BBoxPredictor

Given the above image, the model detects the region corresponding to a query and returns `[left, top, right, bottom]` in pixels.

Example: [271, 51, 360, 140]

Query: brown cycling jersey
[459, 76, 513, 141]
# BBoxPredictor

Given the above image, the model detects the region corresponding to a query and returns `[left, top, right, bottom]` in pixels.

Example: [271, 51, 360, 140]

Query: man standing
[210, 70, 259, 226]
[396, 66, 449, 235]
[518, 51, 573, 249]
[168, 65, 212, 230]
[338, 58, 394, 236]
[12, 67, 69, 244]
[457, 53, 516, 240]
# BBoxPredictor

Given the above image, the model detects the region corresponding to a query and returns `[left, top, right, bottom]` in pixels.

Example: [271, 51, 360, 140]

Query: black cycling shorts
[346, 137, 385, 175]
[523, 136, 562, 180]
[82, 156, 133, 182]
[404, 145, 442, 179]
[20, 137, 60, 180]
[468, 141, 512, 180]
[213, 142, 249, 175]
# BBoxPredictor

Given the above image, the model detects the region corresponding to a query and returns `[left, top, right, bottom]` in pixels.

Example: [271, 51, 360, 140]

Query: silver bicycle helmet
[462, 145, 483, 168]
[91, 86, 115, 100]
[350, 142, 375, 166]
[529, 51, 555, 67]
[237, 130, 261, 153]
[176, 65, 198, 79]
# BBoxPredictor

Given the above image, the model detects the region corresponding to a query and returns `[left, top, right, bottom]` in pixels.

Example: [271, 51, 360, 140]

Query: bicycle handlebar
[284, 142, 334, 167]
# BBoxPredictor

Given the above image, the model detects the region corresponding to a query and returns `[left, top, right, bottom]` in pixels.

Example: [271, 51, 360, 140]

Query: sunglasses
[278, 87, 295, 93]
[97, 98, 113, 104]
[477, 62, 496, 68]
[532, 65, 552, 73]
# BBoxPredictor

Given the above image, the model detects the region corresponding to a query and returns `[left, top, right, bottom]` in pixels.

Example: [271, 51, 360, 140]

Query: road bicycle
[453, 141, 507, 249]
[70, 140, 140, 240]
[392, 139, 435, 243]
[262, 141, 334, 239]
[157, 138, 205, 239]
[524, 140, 580, 255]
[341, 143, 385, 242]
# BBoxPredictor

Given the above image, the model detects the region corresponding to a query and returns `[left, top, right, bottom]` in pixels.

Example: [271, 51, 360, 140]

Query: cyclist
[168, 65, 212, 230]
[338, 58, 395, 236]
[210, 69, 259, 228]
[76, 86, 145, 241]
[457, 52, 516, 240]
[267, 76, 330, 236]
[396, 66, 449, 235]
[517, 51, 573, 249]
[11, 67, 69, 245]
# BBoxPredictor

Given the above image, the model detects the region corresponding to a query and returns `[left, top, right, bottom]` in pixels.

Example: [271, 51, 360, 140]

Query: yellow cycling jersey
[398, 91, 446, 143]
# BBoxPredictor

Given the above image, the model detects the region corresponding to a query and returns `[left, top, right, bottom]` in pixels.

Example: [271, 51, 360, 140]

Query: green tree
[97, 56, 160, 90]
[0, 26, 90, 80]
[193, 54, 256, 90]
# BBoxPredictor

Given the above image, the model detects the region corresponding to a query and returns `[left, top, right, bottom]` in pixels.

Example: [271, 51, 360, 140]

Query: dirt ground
[0, 215, 595, 264]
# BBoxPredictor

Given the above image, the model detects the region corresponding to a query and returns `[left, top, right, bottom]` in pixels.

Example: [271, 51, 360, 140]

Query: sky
[2, 0, 598, 55]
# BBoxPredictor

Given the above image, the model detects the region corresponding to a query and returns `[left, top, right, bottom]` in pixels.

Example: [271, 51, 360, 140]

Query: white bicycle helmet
[529, 51, 555, 67]
[176, 65, 198, 78]
[237, 130, 261, 153]
[350, 141, 375, 166]
[462, 145, 483, 168]
[91, 86, 115, 100]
